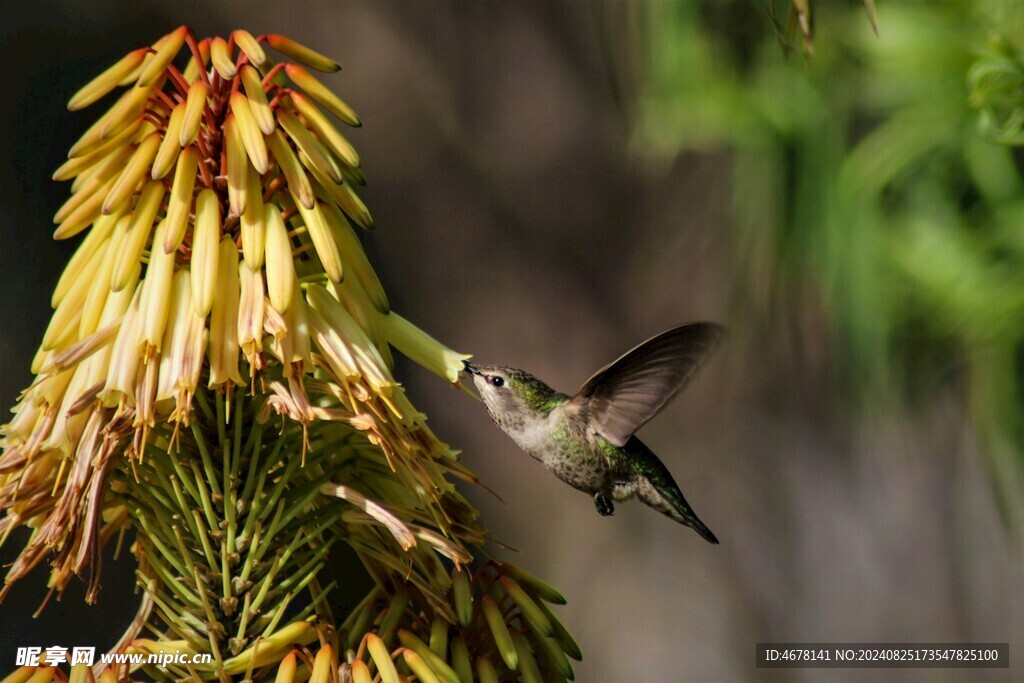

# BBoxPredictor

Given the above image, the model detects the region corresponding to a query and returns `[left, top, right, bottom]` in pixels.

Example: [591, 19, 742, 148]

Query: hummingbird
[464, 323, 723, 544]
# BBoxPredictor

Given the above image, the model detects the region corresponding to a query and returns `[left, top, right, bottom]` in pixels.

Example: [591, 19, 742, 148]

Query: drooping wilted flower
[0, 26, 579, 682]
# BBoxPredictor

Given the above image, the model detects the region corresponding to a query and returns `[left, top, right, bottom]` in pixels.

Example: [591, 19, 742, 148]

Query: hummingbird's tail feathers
[687, 514, 720, 545]
[636, 476, 719, 544]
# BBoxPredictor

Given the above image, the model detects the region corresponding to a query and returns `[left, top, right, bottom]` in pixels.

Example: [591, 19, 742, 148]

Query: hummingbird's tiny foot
[594, 494, 614, 516]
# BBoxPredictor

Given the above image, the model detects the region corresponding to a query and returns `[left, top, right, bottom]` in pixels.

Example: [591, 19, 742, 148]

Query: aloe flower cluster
[0, 26, 580, 682]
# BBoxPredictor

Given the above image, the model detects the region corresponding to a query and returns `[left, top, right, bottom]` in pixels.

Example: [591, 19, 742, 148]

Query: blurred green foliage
[631, 1, 1024, 528]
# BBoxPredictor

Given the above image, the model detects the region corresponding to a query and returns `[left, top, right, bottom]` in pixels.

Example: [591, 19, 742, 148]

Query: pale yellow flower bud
[180, 80, 209, 147]
[309, 163, 372, 230]
[53, 174, 116, 240]
[240, 163, 266, 269]
[278, 282, 310, 365]
[230, 91, 268, 174]
[305, 284, 379, 366]
[237, 260, 266, 360]
[67, 87, 139, 158]
[366, 634, 399, 683]
[240, 65, 275, 135]
[232, 29, 266, 68]
[152, 103, 185, 180]
[102, 131, 161, 214]
[99, 84, 152, 140]
[403, 651, 442, 683]
[350, 660, 372, 683]
[54, 146, 133, 223]
[79, 231, 119, 338]
[51, 210, 118, 307]
[139, 26, 187, 87]
[309, 644, 333, 683]
[103, 283, 144, 402]
[113, 181, 164, 291]
[67, 48, 148, 111]
[266, 34, 341, 73]
[190, 188, 221, 318]
[42, 236, 109, 350]
[323, 202, 388, 312]
[294, 199, 342, 283]
[163, 146, 199, 253]
[208, 237, 243, 388]
[266, 129, 315, 210]
[289, 92, 360, 170]
[140, 220, 177, 355]
[398, 630, 459, 683]
[210, 36, 237, 79]
[284, 64, 361, 127]
[224, 115, 248, 217]
[157, 269, 206, 407]
[263, 203, 295, 314]
[52, 119, 140, 182]
[306, 306, 360, 381]
[278, 108, 341, 183]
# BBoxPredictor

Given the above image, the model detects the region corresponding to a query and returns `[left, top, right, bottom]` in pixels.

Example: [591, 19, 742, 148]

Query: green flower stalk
[0, 26, 579, 682]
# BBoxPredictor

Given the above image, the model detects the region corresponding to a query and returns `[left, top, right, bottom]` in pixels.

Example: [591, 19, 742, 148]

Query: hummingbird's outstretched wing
[569, 323, 723, 447]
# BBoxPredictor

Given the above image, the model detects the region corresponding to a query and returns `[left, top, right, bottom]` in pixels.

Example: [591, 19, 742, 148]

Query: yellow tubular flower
[78, 233, 119, 337]
[210, 37, 236, 79]
[139, 220, 176, 354]
[263, 203, 295, 314]
[232, 29, 266, 67]
[284, 64, 361, 126]
[265, 34, 341, 72]
[162, 145, 199, 252]
[240, 65, 275, 135]
[190, 188, 221, 317]
[51, 211, 118, 306]
[180, 80, 208, 147]
[152, 103, 185, 179]
[208, 237, 243, 388]
[113, 182, 163, 291]
[0, 25, 579, 683]
[230, 91, 268, 174]
[67, 48, 148, 110]
[223, 115, 248, 216]
[102, 131, 161, 214]
[350, 660, 373, 683]
[240, 161, 265, 268]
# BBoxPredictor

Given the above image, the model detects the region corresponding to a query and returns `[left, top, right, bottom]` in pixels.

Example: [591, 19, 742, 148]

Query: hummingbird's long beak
[463, 360, 479, 376]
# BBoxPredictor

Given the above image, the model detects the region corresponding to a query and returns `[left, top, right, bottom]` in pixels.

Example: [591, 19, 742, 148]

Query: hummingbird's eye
[490, 376, 505, 388]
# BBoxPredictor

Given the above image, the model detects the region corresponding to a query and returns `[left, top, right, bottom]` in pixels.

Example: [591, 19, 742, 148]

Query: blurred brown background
[1, 1, 1021, 681]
